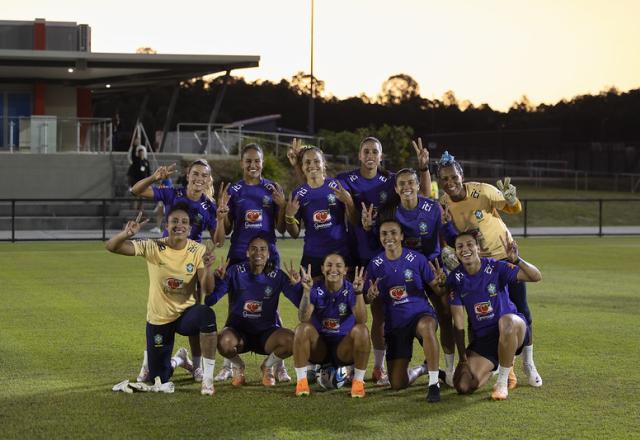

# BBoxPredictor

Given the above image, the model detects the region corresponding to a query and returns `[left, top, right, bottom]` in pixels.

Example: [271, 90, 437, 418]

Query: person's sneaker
[491, 383, 508, 400]
[351, 379, 365, 398]
[295, 378, 310, 397]
[192, 367, 203, 383]
[427, 384, 441, 403]
[275, 365, 292, 383]
[137, 358, 150, 383]
[231, 367, 246, 387]
[173, 347, 194, 372]
[150, 226, 161, 234]
[523, 363, 543, 387]
[214, 365, 232, 382]
[261, 362, 276, 387]
[371, 366, 390, 386]
[201, 378, 215, 396]
[508, 367, 518, 390]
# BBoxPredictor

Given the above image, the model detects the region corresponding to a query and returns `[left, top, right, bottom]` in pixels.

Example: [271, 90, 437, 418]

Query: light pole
[307, 0, 315, 135]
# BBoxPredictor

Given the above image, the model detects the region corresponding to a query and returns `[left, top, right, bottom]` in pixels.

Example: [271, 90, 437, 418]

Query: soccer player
[214, 144, 290, 382]
[447, 231, 542, 400]
[437, 152, 543, 387]
[285, 146, 356, 278]
[130, 158, 227, 383]
[105, 204, 218, 395]
[336, 137, 433, 386]
[364, 219, 447, 403]
[205, 235, 302, 387]
[293, 255, 371, 398]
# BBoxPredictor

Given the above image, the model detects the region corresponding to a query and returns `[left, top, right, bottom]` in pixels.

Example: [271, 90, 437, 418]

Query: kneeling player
[365, 219, 447, 402]
[205, 235, 302, 387]
[293, 256, 371, 398]
[447, 232, 542, 400]
[106, 204, 218, 395]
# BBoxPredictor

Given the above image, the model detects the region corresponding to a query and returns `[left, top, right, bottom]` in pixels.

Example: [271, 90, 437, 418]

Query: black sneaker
[427, 384, 441, 403]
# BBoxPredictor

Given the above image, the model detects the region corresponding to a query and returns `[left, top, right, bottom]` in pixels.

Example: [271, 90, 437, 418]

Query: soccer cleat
[201, 378, 215, 396]
[214, 365, 232, 382]
[173, 347, 194, 372]
[192, 367, 204, 383]
[443, 368, 454, 387]
[351, 379, 366, 398]
[231, 367, 246, 387]
[508, 367, 518, 390]
[426, 384, 441, 403]
[371, 366, 390, 386]
[523, 364, 543, 387]
[295, 378, 310, 397]
[275, 365, 292, 383]
[137, 361, 150, 383]
[261, 363, 276, 387]
[491, 383, 508, 400]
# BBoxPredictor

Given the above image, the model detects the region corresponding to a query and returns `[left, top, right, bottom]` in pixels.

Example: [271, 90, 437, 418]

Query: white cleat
[192, 367, 204, 383]
[275, 366, 292, 383]
[137, 360, 150, 383]
[214, 365, 232, 382]
[524, 364, 543, 387]
[173, 347, 194, 372]
[201, 378, 215, 396]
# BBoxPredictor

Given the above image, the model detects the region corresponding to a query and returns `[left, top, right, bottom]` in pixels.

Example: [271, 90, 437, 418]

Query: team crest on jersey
[403, 269, 413, 282]
[327, 193, 337, 205]
[165, 278, 184, 290]
[322, 318, 340, 332]
[262, 195, 272, 207]
[154, 334, 163, 346]
[474, 210, 484, 220]
[474, 301, 494, 320]
[186, 263, 194, 273]
[264, 286, 274, 298]
[487, 283, 497, 296]
[243, 300, 263, 315]
[245, 210, 263, 222]
[379, 191, 388, 204]
[419, 222, 428, 235]
[389, 286, 407, 301]
[338, 303, 348, 316]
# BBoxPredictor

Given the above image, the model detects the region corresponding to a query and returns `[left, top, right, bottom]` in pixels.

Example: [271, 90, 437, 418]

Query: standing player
[205, 235, 302, 387]
[105, 205, 218, 395]
[447, 231, 542, 400]
[130, 158, 227, 383]
[214, 144, 290, 382]
[336, 137, 433, 386]
[365, 219, 447, 402]
[285, 147, 356, 278]
[293, 255, 371, 398]
[437, 152, 542, 387]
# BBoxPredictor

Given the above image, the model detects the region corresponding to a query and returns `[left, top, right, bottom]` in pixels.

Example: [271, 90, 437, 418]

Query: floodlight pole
[307, 0, 315, 135]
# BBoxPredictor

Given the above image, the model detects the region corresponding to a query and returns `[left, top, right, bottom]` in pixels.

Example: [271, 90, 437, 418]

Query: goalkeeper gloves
[441, 246, 460, 271]
[496, 177, 518, 206]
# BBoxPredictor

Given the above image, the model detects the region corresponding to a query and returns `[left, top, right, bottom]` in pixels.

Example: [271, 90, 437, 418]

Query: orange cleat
[295, 378, 310, 397]
[491, 383, 508, 401]
[508, 367, 518, 390]
[231, 367, 246, 387]
[261, 363, 276, 387]
[351, 379, 366, 398]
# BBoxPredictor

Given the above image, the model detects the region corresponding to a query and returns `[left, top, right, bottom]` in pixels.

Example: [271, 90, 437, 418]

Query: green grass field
[1, 238, 640, 439]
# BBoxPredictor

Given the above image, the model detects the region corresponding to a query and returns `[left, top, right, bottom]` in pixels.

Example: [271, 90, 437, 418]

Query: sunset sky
[5, 0, 640, 110]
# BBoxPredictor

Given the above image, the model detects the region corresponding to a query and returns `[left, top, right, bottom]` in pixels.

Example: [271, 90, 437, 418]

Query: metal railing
[6, 116, 112, 153]
[1, 197, 639, 242]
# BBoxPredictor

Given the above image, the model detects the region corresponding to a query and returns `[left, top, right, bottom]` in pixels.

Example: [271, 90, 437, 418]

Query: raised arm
[285, 193, 301, 239]
[271, 183, 287, 234]
[427, 259, 448, 296]
[333, 180, 358, 226]
[412, 138, 432, 198]
[298, 265, 315, 322]
[131, 164, 176, 198]
[496, 177, 522, 214]
[351, 266, 368, 325]
[105, 212, 148, 256]
[500, 232, 542, 282]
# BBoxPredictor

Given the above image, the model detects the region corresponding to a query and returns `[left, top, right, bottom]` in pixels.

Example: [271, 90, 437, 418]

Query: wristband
[419, 166, 429, 172]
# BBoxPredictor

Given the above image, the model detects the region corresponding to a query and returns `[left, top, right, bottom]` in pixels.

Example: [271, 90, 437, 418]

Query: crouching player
[293, 255, 371, 398]
[106, 204, 218, 396]
[447, 231, 542, 400]
[365, 219, 447, 403]
[205, 235, 302, 387]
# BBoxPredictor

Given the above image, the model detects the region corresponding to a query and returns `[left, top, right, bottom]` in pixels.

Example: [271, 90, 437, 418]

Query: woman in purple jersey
[447, 231, 542, 401]
[285, 146, 357, 278]
[293, 254, 370, 398]
[367, 168, 457, 387]
[130, 158, 227, 383]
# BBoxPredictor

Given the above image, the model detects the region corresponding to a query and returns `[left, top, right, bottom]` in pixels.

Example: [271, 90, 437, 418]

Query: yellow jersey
[440, 182, 521, 260]
[133, 238, 206, 325]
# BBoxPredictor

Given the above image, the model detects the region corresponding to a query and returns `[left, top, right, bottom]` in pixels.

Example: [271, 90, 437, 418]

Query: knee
[294, 322, 314, 341]
[499, 316, 517, 336]
[195, 305, 217, 333]
[351, 324, 370, 344]
[217, 331, 237, 355]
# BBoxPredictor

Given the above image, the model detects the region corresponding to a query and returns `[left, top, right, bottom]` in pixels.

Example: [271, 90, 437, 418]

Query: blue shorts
[145, 304, 216, 383]
[310, 334, 350, 367]
[468, 320, 531, 370]
[385, 312, 438, 361]
[226, 324, 279, 356]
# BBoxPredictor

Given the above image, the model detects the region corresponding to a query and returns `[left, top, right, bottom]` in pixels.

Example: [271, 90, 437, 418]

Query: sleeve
[363, 261, 376, 293]
[308, 285, 318, 306]
[446, 272, 462, 305]
[152, 186, 172, 204]
[347, 284, 357, 309]
[227, 186, 237, 217]
[293, 188, 304, 222]
[441, 220, 459, 247]
[205, 271, 231, 306]
[132, 239, 153, 258]
[420, 256, 435, 284]
[206, 203, 218, 231]
[281, 272, 303, 307]
[497, 260, 520, 287]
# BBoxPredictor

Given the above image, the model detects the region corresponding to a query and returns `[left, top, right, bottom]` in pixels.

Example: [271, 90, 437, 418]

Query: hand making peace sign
[123, 211, 149, 237]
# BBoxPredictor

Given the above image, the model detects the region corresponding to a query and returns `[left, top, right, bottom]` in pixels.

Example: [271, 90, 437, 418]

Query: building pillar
[33, 19, 47, 115]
